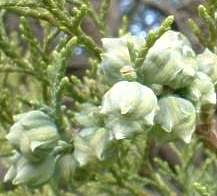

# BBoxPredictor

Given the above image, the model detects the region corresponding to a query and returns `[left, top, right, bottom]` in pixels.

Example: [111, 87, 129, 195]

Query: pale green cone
[101, 81, 158, 122]
[101, 34, 145, 85]
[4, 153, 55, 187]
[155, 96, 196, 143]
[184, 72, 216, 113]
[197, 48, 217, 87]
[101, 81, 158, 140]
[6, 110, 59, 161]
[74, 128, 109, 166]
[142, 30, 197, 89]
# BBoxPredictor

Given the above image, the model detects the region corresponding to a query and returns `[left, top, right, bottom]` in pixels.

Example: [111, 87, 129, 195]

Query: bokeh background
[4, 0, 204, 77]
[74, 0, 204, 76]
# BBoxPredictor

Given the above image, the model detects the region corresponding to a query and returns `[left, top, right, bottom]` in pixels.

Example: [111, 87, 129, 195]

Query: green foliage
[0, 0, 216, 196]
[135, 15, 174, 69]
[189, 0, 217, 52]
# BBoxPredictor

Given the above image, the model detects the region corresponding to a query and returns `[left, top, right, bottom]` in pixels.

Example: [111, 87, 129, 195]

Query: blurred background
[74, 0, 204, 75]
[4, 0, 204, 77]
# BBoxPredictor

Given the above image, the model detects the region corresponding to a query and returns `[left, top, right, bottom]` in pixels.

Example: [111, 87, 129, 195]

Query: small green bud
[197, 49, 217, 87]
[142, 30, 197, 89]
[149, 84, 164, 96]
[155, 96, 196, 143]
[74, 103, 101, 128]
[120, 65, 137, 81]
[74, 128, 109, 166]
[184, 72, 216, 113]
[100, 34, 145, 85]
[56, 153, 77, 182]
[3, 153, 20, 183]
[4, 153, 55, 187]
[6, 110, 59, 161]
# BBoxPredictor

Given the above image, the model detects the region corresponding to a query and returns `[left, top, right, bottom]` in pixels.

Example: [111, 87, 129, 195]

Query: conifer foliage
[0, 0, 217, 195]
